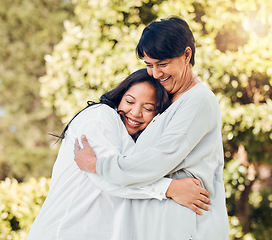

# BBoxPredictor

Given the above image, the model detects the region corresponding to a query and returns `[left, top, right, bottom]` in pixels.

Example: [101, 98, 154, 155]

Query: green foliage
[224, 160, 272, 240]
[40, 0, 153, 122]
[39, 0, 272, 238]
[0, 0, 271, 239]
[0, 0, 75, 181]
[0, 178, 50, 239]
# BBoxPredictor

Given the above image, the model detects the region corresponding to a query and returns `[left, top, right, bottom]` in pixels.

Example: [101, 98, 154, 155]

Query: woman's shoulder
[186, 83, 218, 105]
[188, 83, 221, 117]
[96, 104, 120, 121]
[191, 82, 214, 96]
[171, 83, 220, 116]
[73, 104, 118, 125]
[67, 104, 122, 136]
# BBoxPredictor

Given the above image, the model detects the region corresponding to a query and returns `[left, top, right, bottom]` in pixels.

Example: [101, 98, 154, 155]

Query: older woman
[75, 17, 229, 239]
[28, 68, 210, 240]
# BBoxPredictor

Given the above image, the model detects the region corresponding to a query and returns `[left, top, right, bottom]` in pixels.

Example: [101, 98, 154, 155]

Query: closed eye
[158, 63, 167, 67]
[144, 108, 154, 112]
[144, 106, 156, 112]
[146, 64, 153, 68]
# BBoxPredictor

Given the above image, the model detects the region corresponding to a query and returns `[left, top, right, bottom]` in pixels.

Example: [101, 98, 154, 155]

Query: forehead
[126, 82, 156, 101]
[143, 52, 168, 63]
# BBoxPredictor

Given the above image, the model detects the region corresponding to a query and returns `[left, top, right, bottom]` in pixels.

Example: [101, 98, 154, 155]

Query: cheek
[165, 67, 174, 76]
[117, 100, 127, 113]
[143, 113, 155, 126]
[147, 68, 153, 77]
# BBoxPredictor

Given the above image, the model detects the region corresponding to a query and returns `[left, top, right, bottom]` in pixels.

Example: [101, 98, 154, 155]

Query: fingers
[191, 180, 211, 209]
[75, 138, 80, 148]
[192, 193, 211, 212]
[192, 178, 210, 199]
[192, 178, 201, 186]
[81, 135, 89, 149]
[199, 194, 211, 205]
[195, 187, 211, 206]
[189, 199, 210, 215]
[74, 138, 81, 153]
[199, 187, 210, 198]
[169, 177, 212, 215]
[189, 204, 203, 215]
[195, 199, 210, 211]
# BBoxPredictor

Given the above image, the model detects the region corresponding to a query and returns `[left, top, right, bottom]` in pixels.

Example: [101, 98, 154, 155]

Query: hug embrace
[28, 17, 229, 240]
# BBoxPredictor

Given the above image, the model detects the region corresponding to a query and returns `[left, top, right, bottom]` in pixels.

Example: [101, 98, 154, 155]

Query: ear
[184, 46, 192, 64]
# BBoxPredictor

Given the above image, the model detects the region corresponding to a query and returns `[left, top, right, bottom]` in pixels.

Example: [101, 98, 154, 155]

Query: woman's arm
[75, 135, 211, 214]
[72, 107, 174, 202]
[72, 105, 211, 212]
[166, 178, 210, 214]
[76, 91, 218, 188]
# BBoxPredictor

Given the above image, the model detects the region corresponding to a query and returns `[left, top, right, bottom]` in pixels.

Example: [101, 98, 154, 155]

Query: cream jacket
[27, 104, 171, 240]
[97, 83, 229, 240]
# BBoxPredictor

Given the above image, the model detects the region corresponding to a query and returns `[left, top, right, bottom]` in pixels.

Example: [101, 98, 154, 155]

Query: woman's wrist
[89, 156, 97, 173]
[165, 179, 178, 198]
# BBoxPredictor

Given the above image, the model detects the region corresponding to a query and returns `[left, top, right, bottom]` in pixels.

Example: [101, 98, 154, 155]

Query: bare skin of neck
[171, 67, 199, 103]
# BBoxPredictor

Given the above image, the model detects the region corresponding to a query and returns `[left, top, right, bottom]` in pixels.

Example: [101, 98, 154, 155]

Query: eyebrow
[144, 103, 156, 107]
[144, 59, 164, 64]
[125, 93, 135, 99]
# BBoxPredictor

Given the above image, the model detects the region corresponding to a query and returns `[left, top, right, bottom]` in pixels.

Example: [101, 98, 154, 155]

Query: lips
[159, 76, 171, 83]
[126, 117, 142, 127]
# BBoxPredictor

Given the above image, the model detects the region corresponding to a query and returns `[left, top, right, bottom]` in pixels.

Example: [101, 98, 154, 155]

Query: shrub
[0, 178, 50, 239]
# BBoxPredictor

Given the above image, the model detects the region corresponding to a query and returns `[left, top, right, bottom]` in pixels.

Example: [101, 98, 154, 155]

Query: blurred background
[0, 0, 271, 239]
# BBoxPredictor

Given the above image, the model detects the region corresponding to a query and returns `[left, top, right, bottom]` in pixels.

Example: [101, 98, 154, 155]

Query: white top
[97, 83, 229, 240]
[27, 104, 172, 240]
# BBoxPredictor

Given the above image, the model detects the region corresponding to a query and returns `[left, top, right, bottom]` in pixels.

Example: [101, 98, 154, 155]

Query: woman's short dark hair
[136, 16, 196, 66]
[57, 69, 170, 140]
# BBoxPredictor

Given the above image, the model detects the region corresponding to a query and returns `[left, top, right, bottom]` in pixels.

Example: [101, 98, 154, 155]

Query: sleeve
[86, 173, 172, 200]
[96, 93, 219, 187]
[77, 106, 172, 200]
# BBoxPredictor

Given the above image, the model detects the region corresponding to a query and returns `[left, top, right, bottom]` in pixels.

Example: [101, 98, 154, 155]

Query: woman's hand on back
[74, 135, 97, 173]
[74, 136, 211, 215]
[166, 178, 211, 215]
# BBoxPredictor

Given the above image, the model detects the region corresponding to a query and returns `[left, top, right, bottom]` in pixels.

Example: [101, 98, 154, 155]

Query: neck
[172, 76, 197, 102]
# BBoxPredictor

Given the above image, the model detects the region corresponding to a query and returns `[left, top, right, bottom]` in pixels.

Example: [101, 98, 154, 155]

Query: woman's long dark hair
[57, 68, 170, 141]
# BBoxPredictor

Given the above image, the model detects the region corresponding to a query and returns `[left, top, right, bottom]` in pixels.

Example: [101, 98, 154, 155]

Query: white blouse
[96, 83, 229, 240]
[27, 104, 171, 240]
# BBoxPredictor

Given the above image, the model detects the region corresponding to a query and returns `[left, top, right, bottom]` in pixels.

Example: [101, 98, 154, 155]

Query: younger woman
[28, 69, 210, 239]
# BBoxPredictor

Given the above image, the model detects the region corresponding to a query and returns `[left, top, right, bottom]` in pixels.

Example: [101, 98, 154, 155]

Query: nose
[152, 66, 163, 79]
[130, 105, 142, 118]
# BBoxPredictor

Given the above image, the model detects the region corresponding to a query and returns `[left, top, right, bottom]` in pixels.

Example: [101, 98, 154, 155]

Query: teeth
[128, 118, 140, 125]
[160, 76, 170, 82]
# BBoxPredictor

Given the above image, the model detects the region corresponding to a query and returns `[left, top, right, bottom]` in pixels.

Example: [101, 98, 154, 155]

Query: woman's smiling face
[117, 81, 157, 136]
[143, 52, 189, 95]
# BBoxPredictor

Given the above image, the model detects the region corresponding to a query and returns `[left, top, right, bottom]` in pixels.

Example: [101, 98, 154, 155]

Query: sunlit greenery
[0, 0, 75, 181]
[0, 0, 271, 239]
[0, 178, 50, 240]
